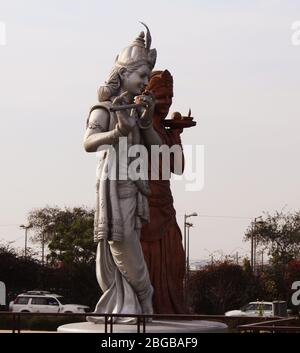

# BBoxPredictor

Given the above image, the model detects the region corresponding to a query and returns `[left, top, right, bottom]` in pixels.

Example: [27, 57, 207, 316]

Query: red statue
[141, 70, 187, 314]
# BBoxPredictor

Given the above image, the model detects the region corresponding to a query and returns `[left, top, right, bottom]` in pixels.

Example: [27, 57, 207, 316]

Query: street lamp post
[186, 222, 193, 283]
[183, 213, 198, 276]
[183, 212, 198, 305]
[20, 224, 32, 260]
[251, 216, 263, 273]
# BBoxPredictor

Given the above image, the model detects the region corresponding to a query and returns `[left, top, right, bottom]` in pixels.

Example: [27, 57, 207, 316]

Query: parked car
[225, 301, 274, 317]
[9, 291, 90, 313]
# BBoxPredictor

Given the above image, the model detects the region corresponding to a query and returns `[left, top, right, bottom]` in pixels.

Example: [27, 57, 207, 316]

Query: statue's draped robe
[86, 101, 153, 324]
[141, 126, 186, 314]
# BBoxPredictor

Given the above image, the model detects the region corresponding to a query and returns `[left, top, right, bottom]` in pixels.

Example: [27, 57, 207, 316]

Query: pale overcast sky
[0, 0, 300, 262]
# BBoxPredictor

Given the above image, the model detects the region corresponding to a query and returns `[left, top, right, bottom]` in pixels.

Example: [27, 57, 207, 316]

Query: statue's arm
[83, 108, 124, 152]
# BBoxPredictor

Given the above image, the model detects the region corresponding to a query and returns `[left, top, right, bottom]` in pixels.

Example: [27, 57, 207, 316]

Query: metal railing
[0, 311, 284, 334]
[238, 317, 300, 333]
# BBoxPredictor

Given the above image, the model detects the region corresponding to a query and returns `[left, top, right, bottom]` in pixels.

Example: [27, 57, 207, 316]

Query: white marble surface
[58, 320, 228, 333]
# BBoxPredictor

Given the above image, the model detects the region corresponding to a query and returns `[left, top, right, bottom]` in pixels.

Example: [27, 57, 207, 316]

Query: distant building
[189, 259, 208, 270]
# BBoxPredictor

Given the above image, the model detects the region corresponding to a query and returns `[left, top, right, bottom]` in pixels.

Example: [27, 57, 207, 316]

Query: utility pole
[251, 227, 254, 271]
[184, 214, 187, 273]
[187, 223, 189, 278]
[253, 233, 257, 274]
[42, 231, 45, 266]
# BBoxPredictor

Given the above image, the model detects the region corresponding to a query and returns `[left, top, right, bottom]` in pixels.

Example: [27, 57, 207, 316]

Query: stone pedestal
[58, 320, 227, 333]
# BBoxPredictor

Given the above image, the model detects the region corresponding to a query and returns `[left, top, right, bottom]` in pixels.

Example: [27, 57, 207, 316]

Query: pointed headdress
[115, 22, 157, 70]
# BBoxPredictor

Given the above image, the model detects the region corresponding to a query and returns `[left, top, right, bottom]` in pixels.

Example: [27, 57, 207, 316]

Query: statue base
[57, 320, 227, 333]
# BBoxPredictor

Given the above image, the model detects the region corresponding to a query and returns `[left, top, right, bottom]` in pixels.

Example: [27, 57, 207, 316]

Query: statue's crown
[115, 22, 157, 69]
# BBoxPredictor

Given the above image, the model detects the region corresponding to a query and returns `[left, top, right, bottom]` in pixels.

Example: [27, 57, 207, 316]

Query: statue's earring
[118, 67, 127, 81]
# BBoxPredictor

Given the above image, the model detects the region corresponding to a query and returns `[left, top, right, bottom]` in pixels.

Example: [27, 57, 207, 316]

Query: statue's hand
[112, 92, 136, 135]
[135, 92, 155, 128]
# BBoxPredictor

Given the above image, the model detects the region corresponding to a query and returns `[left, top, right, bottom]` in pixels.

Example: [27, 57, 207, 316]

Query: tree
[28, 206, 96, 265]
[244, 211, 300, 266]
[188, 261, 260, 314]
[0, 242, 100, 308]
[0, 243, 44, 302]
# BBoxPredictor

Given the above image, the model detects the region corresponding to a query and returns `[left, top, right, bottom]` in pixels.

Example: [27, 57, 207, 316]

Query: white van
[9, 291, 90, 314]
[225, 301, 274, 317]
